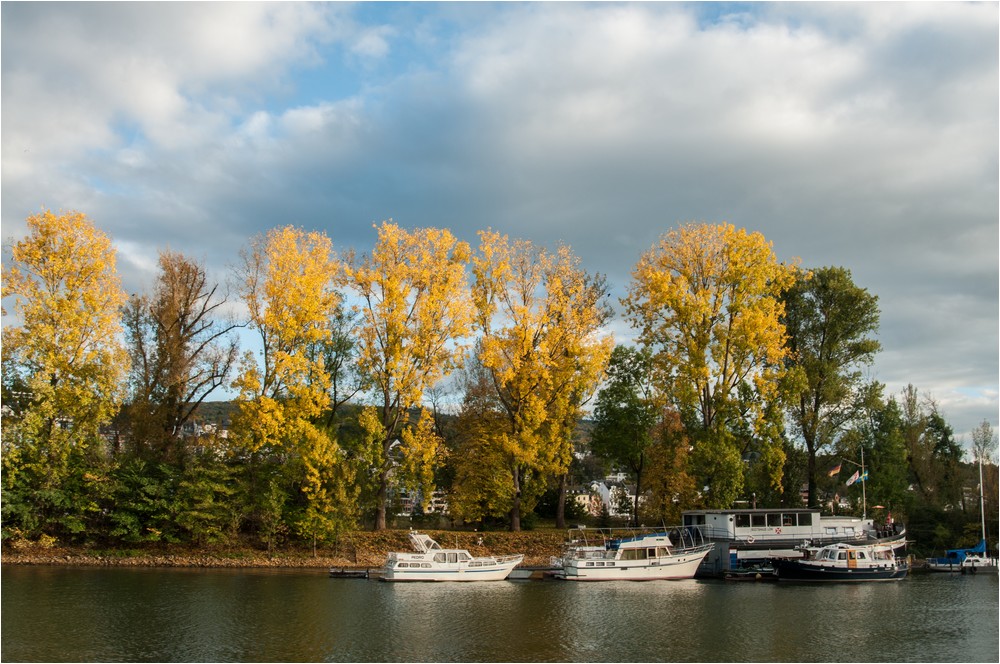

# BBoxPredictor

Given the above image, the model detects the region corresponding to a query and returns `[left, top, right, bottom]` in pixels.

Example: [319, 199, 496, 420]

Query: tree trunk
[375, 473, 388, 530]
[806, 438, 817, 508]
[510, 465, 521, 531]
[556, 473, 568, 529]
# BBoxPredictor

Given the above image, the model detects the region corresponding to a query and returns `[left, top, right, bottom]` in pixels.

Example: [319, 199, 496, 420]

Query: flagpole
[842, 451, 867, 520]
[861, 447, 866, 520]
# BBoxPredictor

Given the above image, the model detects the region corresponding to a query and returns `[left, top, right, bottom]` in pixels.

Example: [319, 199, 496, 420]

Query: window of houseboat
[447, 553, 458, 563]
[735, 514, 750, 528]
[825, 527, 837, 536]
[844, 527, 855, 537]
[782, 514, 795, 527]
[657, 547, 671, 557]
[433, 553, 446, 563]
[621, 548, 647, 560]
[857, 551, 867, 559]
[798, 513, 813, 527]
[459, 553, 470, 562]
[767, 513, 781, 527]
[421, 563, 431, 568]
[751, 514, 766, 527]
[397, 562, 409, 568]
[838, 552, 847, 560]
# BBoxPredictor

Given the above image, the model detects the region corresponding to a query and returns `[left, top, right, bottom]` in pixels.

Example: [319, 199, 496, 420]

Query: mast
[979, 457, 986, 545]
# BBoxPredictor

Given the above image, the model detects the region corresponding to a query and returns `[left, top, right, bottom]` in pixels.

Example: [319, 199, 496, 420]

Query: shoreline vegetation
[1, 530, 566, 569]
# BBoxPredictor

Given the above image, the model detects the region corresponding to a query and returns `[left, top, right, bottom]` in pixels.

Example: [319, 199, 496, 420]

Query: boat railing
[564, 525, 709, 551]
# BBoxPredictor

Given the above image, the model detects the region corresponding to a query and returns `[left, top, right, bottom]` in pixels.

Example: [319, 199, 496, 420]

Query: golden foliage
[346, 221, 472, 527]
[470, 230, 613, 527]
[2, 210, 128, 475]
[231, 225, 342, 452]
[624, 222, 798, 505]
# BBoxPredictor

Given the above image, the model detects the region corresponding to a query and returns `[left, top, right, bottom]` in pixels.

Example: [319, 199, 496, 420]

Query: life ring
[855, 531, 863, 540]
[747, 536, 755, 544]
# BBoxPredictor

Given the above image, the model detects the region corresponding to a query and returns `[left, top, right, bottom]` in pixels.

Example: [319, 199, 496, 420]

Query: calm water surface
[2, 566, 997, 662]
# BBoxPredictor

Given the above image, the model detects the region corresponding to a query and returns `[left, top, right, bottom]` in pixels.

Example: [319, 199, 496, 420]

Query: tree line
[2, 210, 995, 555]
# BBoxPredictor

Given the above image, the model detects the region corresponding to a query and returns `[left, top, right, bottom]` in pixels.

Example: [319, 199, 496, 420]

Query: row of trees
[3, 211, 995, 555]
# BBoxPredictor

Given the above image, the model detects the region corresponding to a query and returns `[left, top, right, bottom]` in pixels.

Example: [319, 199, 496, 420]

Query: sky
[2, 2, 997, 445]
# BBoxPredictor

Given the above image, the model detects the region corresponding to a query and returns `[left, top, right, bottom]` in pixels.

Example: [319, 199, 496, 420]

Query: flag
[845, 470, 860, 486]
[859, 470, 869, 482]
[827, 462, 842, 477]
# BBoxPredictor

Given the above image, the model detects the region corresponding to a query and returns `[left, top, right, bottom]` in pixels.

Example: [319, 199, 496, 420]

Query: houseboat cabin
[682, 508, 892, 576]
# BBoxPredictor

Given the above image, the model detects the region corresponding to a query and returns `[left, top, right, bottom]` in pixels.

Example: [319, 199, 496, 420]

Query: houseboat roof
[683, 508, 819, 515]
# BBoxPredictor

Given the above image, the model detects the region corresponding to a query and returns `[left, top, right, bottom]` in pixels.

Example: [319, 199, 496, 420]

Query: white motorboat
[382, 532, 524, 582]
[553, 526, 713, 581]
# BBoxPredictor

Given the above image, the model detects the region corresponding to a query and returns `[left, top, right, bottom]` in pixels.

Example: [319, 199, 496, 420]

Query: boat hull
[773, 559, 908, 582]
[557, 544, 713, 581]
[382, 557, 523, 582]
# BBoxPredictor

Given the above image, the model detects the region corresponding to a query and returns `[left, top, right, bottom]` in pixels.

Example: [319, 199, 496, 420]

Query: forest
[2, 210, 996, 557]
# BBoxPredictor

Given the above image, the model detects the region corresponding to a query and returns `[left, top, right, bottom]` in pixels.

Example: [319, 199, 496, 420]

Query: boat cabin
[682, 508, 879, 576]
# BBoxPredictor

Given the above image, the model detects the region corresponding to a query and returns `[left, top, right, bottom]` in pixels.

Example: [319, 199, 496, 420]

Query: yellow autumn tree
[1, 210, 129, 537]
[471, 231, 613, 530]
[346, 221, 473, 529]
[398, 408, 447, 513]
[624, 222, 798, 508]
[231, 226, 355, 542]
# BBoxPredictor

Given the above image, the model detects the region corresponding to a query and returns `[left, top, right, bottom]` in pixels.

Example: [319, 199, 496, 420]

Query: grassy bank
[1, 530, 567, 569]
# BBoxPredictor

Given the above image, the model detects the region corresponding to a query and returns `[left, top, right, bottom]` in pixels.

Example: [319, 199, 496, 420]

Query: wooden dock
[328, 567, 384, 580]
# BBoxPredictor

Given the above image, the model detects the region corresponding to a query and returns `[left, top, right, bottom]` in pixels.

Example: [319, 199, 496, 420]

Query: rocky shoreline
[2, 529, 566, 569]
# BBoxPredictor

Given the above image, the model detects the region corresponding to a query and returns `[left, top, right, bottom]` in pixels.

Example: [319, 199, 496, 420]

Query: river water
[2, 566, 997, 662]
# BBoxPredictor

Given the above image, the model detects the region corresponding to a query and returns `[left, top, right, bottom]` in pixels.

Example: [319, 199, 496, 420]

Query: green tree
[590, 346, 659, 526]
[782, 266, 881, 507]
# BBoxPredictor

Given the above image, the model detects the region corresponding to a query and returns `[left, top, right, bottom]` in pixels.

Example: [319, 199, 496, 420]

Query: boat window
[751, 514, 766, 527]
[397, 563, 408, 568]
[586, 562, 594, 567]
[434, 553, 446, 563]
[608, 562, 615, 566]
[657, 547, 671, 557]
[838, 552, 847, 560]
[857, 552, 867, 560]
[421, 563, 431, 568]
[798, 513, 813, 527]
[735, 514, 750, 528]
[621, 549, 647, 560]
[648, 548, 657, 558]
[825, 527, 837, 535]
[782, 514, 795, 527]
[767, 513, 781, 527]
[459, 553, 471, 562]
[596, 562, 606, 567]
[447, 553, 458, 563]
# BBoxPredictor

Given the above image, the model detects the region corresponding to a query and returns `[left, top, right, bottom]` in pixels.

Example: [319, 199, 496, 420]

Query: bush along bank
[1, 530, 568, 569]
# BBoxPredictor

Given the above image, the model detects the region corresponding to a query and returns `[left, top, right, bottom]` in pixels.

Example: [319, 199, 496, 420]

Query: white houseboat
[682, 508, 902, 577]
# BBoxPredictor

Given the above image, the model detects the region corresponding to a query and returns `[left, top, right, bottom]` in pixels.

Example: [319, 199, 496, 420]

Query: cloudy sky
[2, 2, 997, 442]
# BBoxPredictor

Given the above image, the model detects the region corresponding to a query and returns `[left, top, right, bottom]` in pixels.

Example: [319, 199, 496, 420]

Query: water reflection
[2, 567, 997, 662]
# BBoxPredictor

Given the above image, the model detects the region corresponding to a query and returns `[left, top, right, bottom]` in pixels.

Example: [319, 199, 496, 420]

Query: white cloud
[1, 2, 995, 434]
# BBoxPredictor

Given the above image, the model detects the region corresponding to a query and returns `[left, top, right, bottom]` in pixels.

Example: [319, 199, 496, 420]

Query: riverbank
[1, 529, 567, 569]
